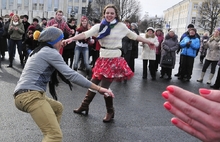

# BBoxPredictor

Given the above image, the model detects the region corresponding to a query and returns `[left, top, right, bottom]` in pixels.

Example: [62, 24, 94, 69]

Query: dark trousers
[213, 67, 220, 87]
[180, 55, 194, 79]
[202, 59, 218, 74]
[124, 50, 134, 72]
[161, 67, 172, 77]
[155, 54, 161, 71]
[143, 60, 156, 78]
[176, 54, 183, 75]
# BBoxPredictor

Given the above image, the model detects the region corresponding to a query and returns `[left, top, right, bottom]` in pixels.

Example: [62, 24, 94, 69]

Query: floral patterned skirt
[92, 57, 134, 81]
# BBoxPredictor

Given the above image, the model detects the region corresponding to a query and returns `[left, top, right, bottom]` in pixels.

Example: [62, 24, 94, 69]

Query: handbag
[161, 52, 173, 66]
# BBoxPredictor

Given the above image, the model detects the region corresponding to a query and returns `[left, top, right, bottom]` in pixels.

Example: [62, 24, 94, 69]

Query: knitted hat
[38, 27, 64, 45]
[131, 23, 138, 29]
[28, 25, 35, 31]
[169, 29, 175, 33]
[81, 16, 88, 21]
[146, 27, 155, 33]
[217, 27, 220, 32]
[9, 12, 14, 17]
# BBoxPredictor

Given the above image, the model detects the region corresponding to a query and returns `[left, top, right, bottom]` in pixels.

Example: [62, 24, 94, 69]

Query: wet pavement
[0, 51, 214, 142]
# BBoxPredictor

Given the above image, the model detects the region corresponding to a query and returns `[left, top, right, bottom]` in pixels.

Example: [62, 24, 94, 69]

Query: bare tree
[91, 0, 141, 21]
[115, 0, 141, 20]
[197, 0, 220, 35]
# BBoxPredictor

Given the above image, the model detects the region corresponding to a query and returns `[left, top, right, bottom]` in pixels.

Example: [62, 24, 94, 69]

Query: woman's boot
[197, 72, 205, 82]
[103, 97, 114, 123]
[7, 57, 13, 68]
[207, 73, 214, 84]
[73, 90, 96, 115]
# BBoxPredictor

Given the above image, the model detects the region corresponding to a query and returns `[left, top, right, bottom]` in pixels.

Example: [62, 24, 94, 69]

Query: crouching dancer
[13, 27, 114, 142]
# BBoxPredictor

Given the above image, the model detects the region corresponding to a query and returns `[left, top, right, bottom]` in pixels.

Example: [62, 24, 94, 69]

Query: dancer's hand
[98, 87, 114, 98]
[162, 85, 220, 142]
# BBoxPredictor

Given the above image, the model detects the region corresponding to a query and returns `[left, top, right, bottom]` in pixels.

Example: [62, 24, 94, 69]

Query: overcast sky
[139, 0, 183, 17]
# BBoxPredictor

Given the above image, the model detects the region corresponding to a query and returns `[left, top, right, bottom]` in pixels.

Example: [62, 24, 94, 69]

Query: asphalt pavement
[0, 51, 214, 142]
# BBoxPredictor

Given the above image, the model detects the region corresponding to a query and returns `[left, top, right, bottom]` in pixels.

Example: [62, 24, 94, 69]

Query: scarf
[96, 18, 118, 39]
[13, 21, 19, 25]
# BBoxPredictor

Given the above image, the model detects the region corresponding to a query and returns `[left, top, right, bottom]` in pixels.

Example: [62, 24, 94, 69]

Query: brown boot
[103, 97, 114, 123]
[73, 90, 96, 115]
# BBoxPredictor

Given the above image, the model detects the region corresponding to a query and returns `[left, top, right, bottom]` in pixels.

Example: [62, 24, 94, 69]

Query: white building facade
[163, 0, 220, 38]
[0, 0, 92, 23]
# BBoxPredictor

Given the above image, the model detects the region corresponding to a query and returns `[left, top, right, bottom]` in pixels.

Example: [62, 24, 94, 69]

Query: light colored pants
[14, 91, 63, 142]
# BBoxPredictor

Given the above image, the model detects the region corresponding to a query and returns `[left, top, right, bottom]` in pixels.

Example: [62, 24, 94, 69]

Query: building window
[48, 0, 52, 11]
[82, 7, 87, 15]
[17, 0, 22, 10]
[191, 17, 196, 24]
[75, 0, 79, 2]
[68, 6, 73, 14]
[24, 0, 29, 9]
[32, 0, 37, 10]
[1, 0, 6, 9]
[9, 0, 14, 9]
[54, 0, 59, 9]
[74, 6, 79, 13]
[39, 0, 44, 10]
[194, 4, 198, 9]
[82, 0, 87, 2]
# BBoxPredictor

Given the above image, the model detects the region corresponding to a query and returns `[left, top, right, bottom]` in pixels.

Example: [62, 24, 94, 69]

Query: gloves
[186, 41, 191, 48]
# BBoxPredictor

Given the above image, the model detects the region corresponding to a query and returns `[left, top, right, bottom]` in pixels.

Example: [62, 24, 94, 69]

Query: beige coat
[204, 36, 220, 61]
[141, 35, 159, 60]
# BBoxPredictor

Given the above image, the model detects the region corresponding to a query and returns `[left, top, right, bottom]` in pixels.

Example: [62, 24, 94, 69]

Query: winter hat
[156, 28, 163, 32]
[146, 27, 155, 33]
[169, 29, 175, 33]
[28, 25, 35, 31]
[217, 27, 220, 32]
[81, 16, 88, 21]
[38, 27, 64, 45]
[131, 23, 138, 29]
[9, 12, 14, 17]
[189, 28, 197, 33]
[187, 24, 194, 28]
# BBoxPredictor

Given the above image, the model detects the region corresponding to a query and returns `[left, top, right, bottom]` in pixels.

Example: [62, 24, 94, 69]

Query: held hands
[162, 85, 220, 142]
[62, 38, 73, 46]
[98, 87, 115, 98]
[144, 41, 155, 50]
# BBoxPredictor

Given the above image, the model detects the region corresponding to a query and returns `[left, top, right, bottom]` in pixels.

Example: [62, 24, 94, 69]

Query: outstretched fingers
[165, 85, 214, 115]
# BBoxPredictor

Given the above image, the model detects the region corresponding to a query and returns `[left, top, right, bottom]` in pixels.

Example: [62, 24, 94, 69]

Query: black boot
[7, 57, 13, 68]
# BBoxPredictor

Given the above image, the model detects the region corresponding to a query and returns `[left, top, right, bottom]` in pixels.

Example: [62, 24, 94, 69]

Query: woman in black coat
[160, 29, 179, 80]
[130, 23, 139, 72]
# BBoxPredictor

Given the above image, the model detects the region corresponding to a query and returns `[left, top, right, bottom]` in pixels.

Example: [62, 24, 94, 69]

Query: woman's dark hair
[68, 17, 76, 23]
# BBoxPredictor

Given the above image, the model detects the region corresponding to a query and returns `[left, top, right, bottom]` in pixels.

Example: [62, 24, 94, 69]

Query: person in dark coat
[0, 17, 7, 60]
[130, 23, 139, 72]
[175, 24, 200, 77]
[160, 29, 179, 80]
[62, 17, 77, 68]
[179, 28, 200, 81]
[121, 19, 133, 72]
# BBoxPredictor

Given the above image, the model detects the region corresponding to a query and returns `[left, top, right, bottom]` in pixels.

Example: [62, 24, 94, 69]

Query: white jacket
[141, 35, 159, 60]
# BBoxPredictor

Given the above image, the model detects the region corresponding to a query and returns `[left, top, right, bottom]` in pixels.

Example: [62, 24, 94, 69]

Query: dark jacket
[160, 34, 179, 69]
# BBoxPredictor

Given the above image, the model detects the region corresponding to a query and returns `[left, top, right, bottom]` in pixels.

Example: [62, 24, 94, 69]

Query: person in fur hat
[141, 27, 159, 80]
[13, 27, 114, 141]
